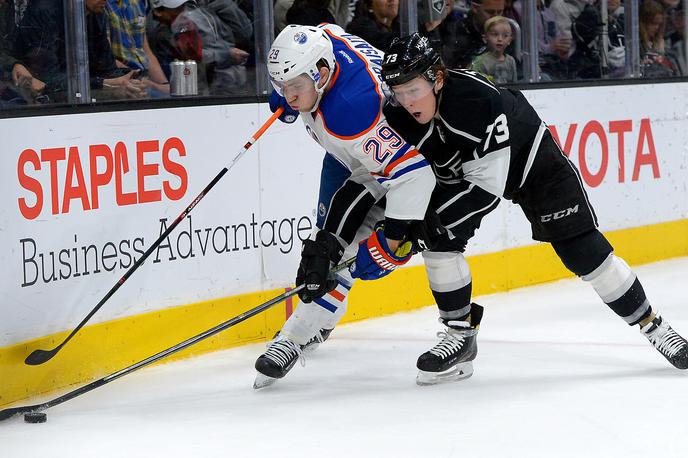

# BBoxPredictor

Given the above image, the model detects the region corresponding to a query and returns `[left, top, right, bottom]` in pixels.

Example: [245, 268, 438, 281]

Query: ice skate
[416, 303, 484, 386]
[641, 313, 688, 369]
[302, 328, 333, 354]
[254, 336, 304, 389]
[270, 328, 333, 354]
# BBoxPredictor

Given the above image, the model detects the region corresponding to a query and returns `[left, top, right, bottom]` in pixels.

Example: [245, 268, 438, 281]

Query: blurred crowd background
[0, 0, 685, 108]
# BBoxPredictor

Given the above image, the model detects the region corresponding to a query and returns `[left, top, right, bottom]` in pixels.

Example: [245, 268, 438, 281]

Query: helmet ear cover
[267, 25, 336, 112]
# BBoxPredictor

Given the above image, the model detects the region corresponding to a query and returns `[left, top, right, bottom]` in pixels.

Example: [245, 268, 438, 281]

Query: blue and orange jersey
[301, 24, 434, 222]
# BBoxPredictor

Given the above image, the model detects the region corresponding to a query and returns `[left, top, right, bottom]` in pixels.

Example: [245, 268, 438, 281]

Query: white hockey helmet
[267, 25, 336, 112]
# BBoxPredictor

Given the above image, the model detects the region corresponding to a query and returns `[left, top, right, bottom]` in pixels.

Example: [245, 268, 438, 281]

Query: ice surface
[2, 258, 687, 458]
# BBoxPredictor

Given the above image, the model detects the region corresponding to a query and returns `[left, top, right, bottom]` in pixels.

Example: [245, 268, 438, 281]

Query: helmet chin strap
[432, 82, 442, 117]
[308, 63, 336, 113]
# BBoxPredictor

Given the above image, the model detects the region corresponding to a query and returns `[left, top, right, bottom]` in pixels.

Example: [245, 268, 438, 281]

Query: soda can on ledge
[170, 60, 185, 96]
[183, 60, 198, 96]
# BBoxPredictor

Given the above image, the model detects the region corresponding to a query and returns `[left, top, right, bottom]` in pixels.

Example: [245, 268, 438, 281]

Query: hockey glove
[350, 223, 413, 281]
[407, 210, 447, 253]
[269, 90, 299, 124]
[296, 231, 344, 303]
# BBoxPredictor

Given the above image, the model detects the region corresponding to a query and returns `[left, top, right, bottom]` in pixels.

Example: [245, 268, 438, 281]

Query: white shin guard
[281, 283, 349, 345]
[582, 253, 650, 324]
[422, 251, 473, 319]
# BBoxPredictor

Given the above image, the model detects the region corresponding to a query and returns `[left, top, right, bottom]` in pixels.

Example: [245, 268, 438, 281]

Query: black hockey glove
[407, 210, 447, 253]
[296, 231, 344, 303]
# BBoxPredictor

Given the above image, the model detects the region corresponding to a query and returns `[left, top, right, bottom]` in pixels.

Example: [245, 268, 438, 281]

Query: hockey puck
[24, 412, 47, 423]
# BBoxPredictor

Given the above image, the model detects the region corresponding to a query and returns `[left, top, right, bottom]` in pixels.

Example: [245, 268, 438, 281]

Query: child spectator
[470, 15, 517, 83]
[443, 0, 505, 68]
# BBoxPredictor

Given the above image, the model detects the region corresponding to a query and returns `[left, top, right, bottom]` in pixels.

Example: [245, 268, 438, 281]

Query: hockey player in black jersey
[380, 33, 688, 383]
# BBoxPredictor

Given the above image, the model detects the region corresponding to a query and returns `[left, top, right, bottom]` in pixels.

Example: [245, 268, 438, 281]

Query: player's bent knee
[551, 230, 613, 277]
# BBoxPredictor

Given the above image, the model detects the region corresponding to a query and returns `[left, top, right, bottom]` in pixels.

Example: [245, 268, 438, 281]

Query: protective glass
[389, 78, 435, 106]
[270, 73, 315, 98]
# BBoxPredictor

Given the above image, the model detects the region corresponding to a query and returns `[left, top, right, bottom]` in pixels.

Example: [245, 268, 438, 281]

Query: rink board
[1, 82, 687, 406]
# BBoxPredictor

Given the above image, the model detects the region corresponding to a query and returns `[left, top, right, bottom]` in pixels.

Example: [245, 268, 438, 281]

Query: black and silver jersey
[384, 69, 547, 200]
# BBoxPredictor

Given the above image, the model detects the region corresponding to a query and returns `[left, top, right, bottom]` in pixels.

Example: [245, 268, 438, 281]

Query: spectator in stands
[604, 0, 626, 77]
[150, 0, 250, 95]
[659, 0, 681, 36]
[198, 0, 253, 52]
[443, 0, 504, 68]
[548, 0, 587, 75]
[503, 0, 521, 24]
[286, 0, 336, 27]
[106, 0, 170, 96]
[275, 0, 351, 33]
[15, 0, 145, 102]
[640, 0, 679, 77]
[666, 2, 686, 74]
[1, 0, 44, 105]
[517, 0, 571, 80]
[418, 0, 454, 53]
[274, 0, 295, 32]
[470, 15, 517, 82]
[346, 0, 400, 51]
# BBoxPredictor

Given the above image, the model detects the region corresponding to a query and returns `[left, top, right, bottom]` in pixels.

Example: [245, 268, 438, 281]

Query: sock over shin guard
[422, 251, 473, 320]
[583, 253, 652, 325]
[281, 282, 350, 345]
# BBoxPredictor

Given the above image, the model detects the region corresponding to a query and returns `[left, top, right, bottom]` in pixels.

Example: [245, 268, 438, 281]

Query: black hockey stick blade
[3, 256, 354, 422]
[0, 404, 43, 421]
[25, 347, 61, 366]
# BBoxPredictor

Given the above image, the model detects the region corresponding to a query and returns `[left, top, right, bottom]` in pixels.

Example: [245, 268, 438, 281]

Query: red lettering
[633, 118, 661, 181]
[549, 124, 577, 157]
[17, 149, 43, 220]
[609, 120, 632, 183]
[115, 142, 137, 206]
[62, 146, 91, 213]
[40, 147, 66, 215]
[162, 137, 188, 201]
[136, 140, 161, 204]
[578, 121, 608, 188]
[89, 144, 114, 210]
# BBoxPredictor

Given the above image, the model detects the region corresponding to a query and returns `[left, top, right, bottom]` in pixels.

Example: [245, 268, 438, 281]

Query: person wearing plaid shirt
[106, 0, 170, 95]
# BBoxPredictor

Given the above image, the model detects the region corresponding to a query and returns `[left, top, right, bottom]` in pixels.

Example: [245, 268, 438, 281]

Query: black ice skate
[254, 337, 304, 389]
[641, 313, 688, 369]
[270, 328, 333, 354]
[302, 328, 333, 354]
[416, 303, 484, 386]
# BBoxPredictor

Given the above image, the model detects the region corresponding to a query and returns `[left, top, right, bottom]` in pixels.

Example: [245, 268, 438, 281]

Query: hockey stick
[24, 108, 285, 366]
[1, 257, 355, 421]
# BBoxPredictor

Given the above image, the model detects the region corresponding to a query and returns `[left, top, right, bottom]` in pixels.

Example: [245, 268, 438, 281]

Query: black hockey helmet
[381, 33, 442, 87]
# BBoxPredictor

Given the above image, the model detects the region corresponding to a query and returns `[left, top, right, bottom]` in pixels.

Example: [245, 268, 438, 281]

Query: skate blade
[253, 373, 278, 389]
[416, 361, 474, 386]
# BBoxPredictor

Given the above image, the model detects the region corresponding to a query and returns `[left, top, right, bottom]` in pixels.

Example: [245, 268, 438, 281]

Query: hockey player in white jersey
[253, 24, 437, 388]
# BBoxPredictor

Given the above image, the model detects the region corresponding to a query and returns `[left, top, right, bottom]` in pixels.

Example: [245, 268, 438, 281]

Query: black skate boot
[254, 337, 304, 389]
[641, 313, 688, 369]
[416, 303, 484, 385]
[302, 328, 333, 354]
[271, 328, 333, 354]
